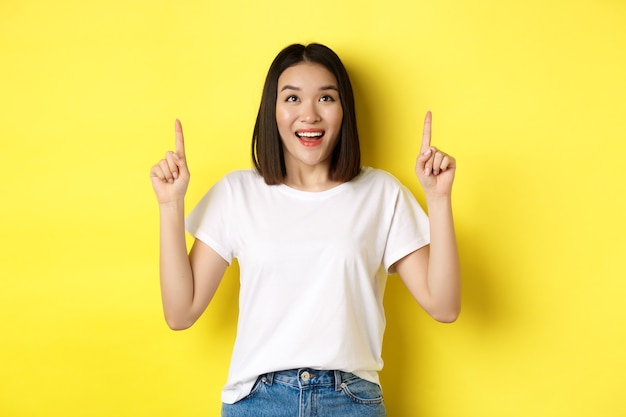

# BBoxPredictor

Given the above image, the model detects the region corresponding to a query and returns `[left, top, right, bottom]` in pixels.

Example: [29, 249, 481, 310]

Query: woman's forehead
[278, 62, 338, 88]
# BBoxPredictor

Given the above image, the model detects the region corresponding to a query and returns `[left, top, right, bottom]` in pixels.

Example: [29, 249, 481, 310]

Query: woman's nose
[300, 101, 321, 123]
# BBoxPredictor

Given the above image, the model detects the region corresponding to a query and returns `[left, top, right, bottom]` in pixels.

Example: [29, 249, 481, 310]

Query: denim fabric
[221, 369, 386, 417]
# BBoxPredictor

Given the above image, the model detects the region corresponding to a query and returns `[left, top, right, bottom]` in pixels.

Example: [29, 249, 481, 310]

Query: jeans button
[301, 371, 310, 381]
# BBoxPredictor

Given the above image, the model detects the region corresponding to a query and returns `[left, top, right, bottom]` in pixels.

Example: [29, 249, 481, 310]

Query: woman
[150, 43, 460, 417]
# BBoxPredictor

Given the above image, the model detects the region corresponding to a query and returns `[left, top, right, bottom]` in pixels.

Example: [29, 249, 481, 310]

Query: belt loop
[263, 372, 275, 386]
[334, 370, 343, 391]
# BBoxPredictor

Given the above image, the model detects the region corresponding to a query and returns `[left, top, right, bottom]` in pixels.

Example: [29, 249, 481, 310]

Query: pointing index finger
[175, 119, 185, 159]
[421, 111, 432, 154]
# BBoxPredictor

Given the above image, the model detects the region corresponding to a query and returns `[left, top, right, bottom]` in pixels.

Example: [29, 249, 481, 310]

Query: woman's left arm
[393, 111, 461, 323]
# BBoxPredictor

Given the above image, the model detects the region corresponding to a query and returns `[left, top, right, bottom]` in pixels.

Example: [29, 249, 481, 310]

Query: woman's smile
[295, 128, 326, 146]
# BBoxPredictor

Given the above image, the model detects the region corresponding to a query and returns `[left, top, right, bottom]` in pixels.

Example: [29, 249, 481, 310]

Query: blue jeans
[221, 369, 386, 417]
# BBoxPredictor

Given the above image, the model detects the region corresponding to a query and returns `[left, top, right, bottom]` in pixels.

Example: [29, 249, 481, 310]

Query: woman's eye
[286, 95, 298, 102]
[320, 95, 335, 102]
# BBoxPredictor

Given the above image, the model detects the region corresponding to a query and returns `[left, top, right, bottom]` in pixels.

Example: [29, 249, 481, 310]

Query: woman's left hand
[415, 111, 456, 198]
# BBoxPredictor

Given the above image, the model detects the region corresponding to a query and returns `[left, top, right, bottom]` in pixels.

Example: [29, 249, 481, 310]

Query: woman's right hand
[150, 119, 190, 205]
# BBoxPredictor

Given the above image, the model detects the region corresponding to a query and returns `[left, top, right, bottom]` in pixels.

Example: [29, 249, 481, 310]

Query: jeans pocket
[340, 375, 384, 405]
[242, 375, 266, 400]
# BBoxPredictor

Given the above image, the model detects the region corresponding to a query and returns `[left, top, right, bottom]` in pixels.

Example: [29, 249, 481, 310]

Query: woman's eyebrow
[280, 85, 300, 92]
[279, 85, 338, 92]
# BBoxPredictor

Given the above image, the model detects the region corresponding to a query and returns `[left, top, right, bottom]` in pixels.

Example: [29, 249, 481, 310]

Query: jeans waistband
[263, 369, 356, 390]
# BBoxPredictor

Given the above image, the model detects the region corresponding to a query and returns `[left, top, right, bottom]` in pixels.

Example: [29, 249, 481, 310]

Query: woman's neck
[283, 166, 342, 192]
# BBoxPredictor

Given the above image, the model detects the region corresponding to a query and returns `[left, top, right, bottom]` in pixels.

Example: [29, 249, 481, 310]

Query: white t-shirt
[185, 167, 430, 404]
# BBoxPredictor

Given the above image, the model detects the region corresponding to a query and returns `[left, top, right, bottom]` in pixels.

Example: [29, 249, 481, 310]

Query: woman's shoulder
[220, 169, 264, 185]
[357, 167, 404, 187]
[202, 169, 264, 198]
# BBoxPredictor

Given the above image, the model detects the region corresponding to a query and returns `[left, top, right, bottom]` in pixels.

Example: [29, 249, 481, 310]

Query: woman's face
[275, 62, 343, 175]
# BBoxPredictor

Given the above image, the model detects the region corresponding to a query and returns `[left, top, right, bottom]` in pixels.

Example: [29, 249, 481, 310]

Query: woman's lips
[295, 130, 325, 147]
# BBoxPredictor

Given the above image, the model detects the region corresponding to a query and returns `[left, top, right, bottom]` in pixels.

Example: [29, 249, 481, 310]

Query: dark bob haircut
[251, 43, 361, 185]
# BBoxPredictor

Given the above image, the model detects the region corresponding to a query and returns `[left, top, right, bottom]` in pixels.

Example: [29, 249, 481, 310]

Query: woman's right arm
[150, 120, 228, 330]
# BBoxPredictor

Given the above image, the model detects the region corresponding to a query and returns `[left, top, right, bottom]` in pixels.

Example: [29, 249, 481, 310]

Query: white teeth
[297, 131, 324, 138]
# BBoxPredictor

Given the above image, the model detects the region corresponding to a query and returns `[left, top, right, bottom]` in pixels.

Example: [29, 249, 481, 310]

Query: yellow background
[1, 0, 625, 416]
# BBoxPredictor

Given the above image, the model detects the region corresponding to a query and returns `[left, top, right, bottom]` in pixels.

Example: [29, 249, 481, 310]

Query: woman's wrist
[425, 193, 452, 210]
[159, 199, 185, 216]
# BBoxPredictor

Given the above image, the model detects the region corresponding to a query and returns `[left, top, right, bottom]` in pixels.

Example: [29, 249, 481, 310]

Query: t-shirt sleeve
[185, 177, 234, 265]
[383, 184, 431, 273]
